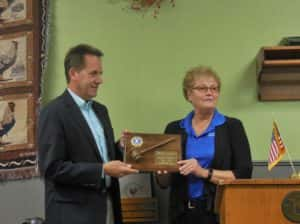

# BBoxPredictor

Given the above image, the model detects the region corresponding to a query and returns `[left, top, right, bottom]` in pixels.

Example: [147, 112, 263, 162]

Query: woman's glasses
[191, 86, 219, 93]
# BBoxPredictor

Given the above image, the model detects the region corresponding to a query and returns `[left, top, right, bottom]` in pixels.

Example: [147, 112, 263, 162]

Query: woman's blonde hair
[182, 66, 221, 100]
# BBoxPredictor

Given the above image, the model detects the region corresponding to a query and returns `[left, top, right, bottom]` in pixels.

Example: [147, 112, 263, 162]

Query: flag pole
[272, 116, 298, 176]
[285, 146, 297, 175]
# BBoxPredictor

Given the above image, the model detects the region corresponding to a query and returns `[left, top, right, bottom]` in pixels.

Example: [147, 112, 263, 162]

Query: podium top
[220, 178, 300, 185]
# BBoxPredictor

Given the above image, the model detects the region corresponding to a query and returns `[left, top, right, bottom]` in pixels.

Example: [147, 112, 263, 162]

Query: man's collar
[67, 88, 92, 109]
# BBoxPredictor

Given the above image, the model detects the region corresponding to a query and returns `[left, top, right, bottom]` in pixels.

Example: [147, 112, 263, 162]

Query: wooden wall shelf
[257, 46, 300, 101]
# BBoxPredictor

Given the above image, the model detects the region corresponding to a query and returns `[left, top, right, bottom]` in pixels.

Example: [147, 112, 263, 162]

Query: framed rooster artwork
[0, 93, 34, 149]
[0, 0, 46, 180]
[0, 31, 33, 89]
[0, 93, 36, 179]
[0, 0, 33, 28]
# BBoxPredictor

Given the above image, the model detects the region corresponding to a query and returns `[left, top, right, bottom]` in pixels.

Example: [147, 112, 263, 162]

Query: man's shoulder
[40, 92, 68, 114]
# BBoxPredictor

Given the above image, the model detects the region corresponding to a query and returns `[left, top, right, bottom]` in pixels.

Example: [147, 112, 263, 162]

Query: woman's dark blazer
[164, 116, 253, 224]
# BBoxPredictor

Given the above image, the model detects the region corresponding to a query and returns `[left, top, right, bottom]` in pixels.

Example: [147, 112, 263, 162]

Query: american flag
[268, 121, 286, 170]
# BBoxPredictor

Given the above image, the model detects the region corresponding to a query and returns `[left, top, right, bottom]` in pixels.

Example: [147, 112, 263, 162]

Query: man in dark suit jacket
[38, 44, 138, 224]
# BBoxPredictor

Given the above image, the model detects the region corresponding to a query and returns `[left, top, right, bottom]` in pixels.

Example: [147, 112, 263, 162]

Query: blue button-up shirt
[180, 110, 226, 199]
[68, 89, 110, 185]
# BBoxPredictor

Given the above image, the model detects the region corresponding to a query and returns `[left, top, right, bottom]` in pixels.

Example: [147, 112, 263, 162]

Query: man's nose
[95, 75, 103, 84]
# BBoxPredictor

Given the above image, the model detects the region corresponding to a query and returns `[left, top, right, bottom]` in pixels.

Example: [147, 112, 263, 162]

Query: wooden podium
[215, 179, 300, 224]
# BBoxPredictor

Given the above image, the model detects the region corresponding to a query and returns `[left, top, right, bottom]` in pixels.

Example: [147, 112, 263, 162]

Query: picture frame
[0, 31, 33, 89]
[119, 173, 152, 198]
[0, 0, 33, 28]
[0, 0, 46, 181]
[0, 92, 34, 153]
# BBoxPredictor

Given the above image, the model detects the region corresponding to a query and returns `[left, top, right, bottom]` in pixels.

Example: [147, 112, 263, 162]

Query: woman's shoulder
[166, 119, 181, 127]
[225, 116, 242, 124]
[222, 116, 245, 131]
[164, 119, 183, 134]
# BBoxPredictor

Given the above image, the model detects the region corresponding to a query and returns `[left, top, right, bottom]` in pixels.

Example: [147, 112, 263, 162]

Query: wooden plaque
[124, 132, 181, 172]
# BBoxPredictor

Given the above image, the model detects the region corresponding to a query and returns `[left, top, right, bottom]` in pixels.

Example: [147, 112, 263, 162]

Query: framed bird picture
[0, 93, 36, 179]
[0, 93, 34, 150]
[0, 0, 33, 28]
[0, 0, 45, 181]
[0, 31, 33, 89]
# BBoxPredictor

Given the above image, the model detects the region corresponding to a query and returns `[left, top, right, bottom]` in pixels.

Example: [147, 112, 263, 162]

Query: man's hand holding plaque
[124, 132, 182, 172]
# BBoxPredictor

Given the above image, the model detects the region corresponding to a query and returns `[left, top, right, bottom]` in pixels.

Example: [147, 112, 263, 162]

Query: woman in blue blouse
[158, 66, 252, 224]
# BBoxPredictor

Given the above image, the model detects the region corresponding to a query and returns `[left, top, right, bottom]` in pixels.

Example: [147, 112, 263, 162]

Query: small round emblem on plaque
[130, 136, 143, 147]
[282, 191, 300, 223]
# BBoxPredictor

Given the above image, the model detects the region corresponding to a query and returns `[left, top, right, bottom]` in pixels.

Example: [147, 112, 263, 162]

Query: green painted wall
[43, 0, 300, 161]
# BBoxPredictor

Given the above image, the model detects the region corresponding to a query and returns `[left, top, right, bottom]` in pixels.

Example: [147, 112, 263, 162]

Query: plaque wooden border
[124, 132, 182, 172]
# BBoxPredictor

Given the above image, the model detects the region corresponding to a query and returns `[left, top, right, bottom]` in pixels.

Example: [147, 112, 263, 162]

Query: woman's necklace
[192, 115, 213, 136]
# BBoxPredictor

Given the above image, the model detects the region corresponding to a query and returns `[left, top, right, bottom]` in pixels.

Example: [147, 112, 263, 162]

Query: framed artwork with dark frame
[0, 0, 49, 181]
[0, 93, 36, 179]
[0, 93, 34, 150]
[0, 31, 33, 89]
[0, 0, 33, 28]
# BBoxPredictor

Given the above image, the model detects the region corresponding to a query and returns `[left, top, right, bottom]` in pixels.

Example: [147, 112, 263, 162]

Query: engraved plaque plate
[154, 151, 178, 166]
[124, 132, 181, 172]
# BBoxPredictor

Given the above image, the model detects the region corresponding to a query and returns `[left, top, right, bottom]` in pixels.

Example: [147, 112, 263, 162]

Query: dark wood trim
[253, 160, 300, 166]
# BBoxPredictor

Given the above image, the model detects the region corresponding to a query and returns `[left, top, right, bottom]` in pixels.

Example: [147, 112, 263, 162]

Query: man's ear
[69, 68, 78, 81]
